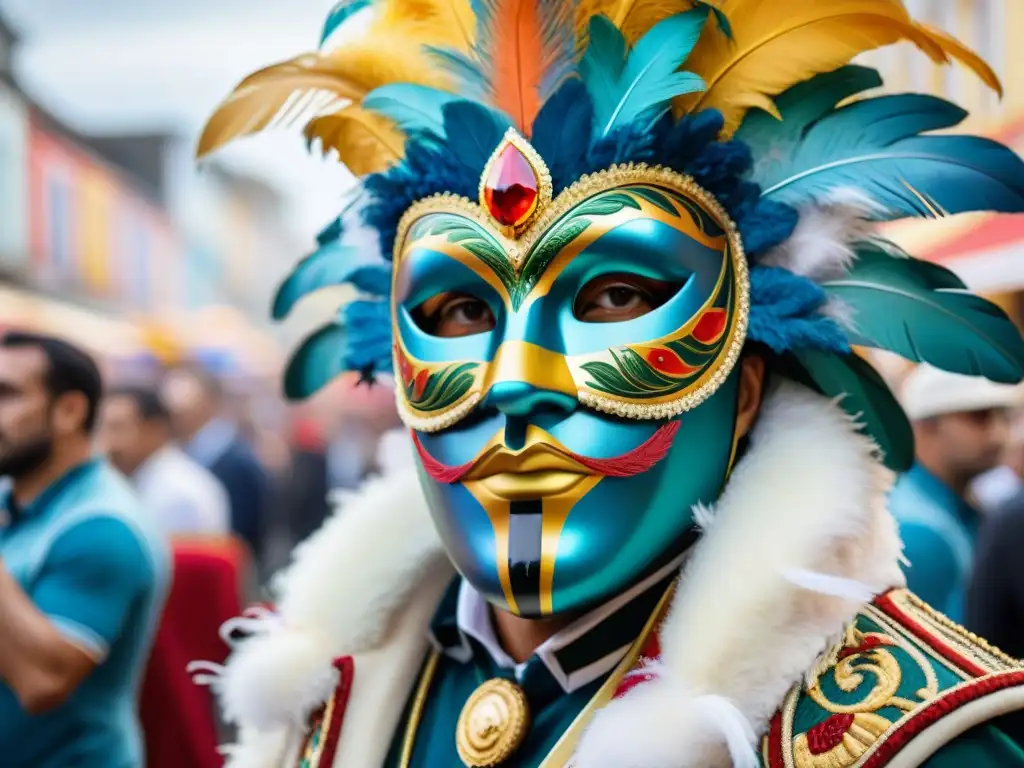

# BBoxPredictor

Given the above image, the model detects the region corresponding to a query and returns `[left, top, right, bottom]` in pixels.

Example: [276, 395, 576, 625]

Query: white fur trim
[572, 380, 904, 768]
[759, 189, 881, 282]
[216, 382, 906, 768]
[211, 463, 452, 743]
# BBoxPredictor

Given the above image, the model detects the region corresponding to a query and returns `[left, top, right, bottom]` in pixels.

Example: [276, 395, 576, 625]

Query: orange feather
[489, 0, 546, 134]
[484, 0, 575, 135]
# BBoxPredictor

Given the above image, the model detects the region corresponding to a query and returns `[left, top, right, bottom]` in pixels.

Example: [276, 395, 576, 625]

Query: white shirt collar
[450, 552, 685, 693]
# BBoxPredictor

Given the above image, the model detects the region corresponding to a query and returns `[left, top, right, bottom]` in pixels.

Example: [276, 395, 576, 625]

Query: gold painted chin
[477, 470, 589, 501]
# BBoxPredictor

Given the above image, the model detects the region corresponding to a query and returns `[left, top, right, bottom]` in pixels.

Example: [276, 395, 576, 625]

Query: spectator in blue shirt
[889, 363, 1020, 621]
[0, 332, 169, 768]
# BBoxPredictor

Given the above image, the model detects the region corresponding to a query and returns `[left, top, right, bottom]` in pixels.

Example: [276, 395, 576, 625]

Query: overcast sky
[1, 0, 354, 236]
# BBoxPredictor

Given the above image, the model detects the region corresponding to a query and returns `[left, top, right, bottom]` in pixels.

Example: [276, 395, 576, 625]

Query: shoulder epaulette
[763, 588, 1024, 767]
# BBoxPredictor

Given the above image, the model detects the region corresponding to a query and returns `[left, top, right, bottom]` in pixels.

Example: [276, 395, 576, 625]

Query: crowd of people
[0, 330, 401, 766]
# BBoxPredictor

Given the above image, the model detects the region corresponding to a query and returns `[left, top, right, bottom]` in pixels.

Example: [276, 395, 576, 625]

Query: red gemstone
[482, 143, 540, 227]
[646, 347, 698, 377]
[691, 308, 728, 344]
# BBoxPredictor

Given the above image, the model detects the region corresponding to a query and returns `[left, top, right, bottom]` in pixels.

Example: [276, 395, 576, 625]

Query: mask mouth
[464, 443, 592, 501]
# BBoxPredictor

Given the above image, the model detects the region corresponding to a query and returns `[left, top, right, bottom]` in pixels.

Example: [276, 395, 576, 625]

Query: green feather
[825, 244, 1024, 383]
[283, 323, 348, 401]
[785, 350, 913, 472]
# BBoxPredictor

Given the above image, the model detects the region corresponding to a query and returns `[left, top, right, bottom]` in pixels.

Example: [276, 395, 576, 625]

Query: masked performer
[192, 0, 1024, 765]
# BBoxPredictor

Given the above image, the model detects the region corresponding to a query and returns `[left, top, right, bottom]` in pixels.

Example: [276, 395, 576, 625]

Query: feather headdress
[201, 0, 1024, 470]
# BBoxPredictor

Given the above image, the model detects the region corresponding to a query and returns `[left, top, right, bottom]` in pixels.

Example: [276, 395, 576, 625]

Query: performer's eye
[574, 275, 679, 323]
[413, 293, 496, 338]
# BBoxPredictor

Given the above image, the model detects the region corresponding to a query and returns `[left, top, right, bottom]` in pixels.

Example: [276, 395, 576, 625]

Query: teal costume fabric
[385, 574, 670, 767]
[888, 463, 980, 621]
[924, 720, 1024, 766]
[0, 459, 170, 768]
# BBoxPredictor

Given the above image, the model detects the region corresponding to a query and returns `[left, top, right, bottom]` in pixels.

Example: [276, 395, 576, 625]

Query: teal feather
[424, 47, 490, 102]
[320, 0, 373, 46]
[789, 349, 914, 472]
[692, 1, 732, 39]
[580, 10, 708, 138]
[272, 242, 363, 320]
[737, 66, 883, 182]
[738, 67, 1024, 219]
[284, 323, 348, 401]
[825, 244, 1024, 383]
[363, 84, 461, 139]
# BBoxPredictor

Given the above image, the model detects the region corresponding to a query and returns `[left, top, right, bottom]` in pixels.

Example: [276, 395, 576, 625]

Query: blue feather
[425, 47, 490, 102]
[346, 265, 391, 297]
[320, 0, 372, 47]
[272, 242, 366, 320]
[737, 67, 1024, 219]
[283, 323, 348, 400]
[737, 66, 883, 169]
[581, 10, 709, 138]
[531, 79, 595, 192]
[363, 84, 462, 139]
[442, 100, 510, 170]
[342, 300, 393, 372]
[748, 266, 850, 354]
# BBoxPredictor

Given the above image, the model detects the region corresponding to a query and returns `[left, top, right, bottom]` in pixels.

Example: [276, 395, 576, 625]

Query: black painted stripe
[508, 499, 543, 616]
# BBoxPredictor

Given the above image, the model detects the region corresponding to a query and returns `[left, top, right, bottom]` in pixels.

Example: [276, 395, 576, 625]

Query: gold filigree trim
[896, 590, 1023, 672]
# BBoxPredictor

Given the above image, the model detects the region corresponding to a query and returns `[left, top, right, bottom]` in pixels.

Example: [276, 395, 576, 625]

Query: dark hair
[0, 331, 104, 433]
[108, 386, 171, 424]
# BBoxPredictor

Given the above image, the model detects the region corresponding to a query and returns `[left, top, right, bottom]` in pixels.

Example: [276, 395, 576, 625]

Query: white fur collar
[202, 380, 904, 767]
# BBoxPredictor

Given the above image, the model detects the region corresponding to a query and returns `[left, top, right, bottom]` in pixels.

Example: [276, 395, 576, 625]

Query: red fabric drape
[140, 538, 247, 768]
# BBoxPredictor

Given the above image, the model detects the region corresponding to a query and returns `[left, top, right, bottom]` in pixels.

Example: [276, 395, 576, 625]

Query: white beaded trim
[397, 391, 482, 432]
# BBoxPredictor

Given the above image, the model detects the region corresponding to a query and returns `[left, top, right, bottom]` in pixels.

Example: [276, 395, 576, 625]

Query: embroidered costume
[193, 0, 1024, 765]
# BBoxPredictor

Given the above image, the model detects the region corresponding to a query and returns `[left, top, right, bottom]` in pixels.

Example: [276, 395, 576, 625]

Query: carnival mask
[393, 132, 749, 617]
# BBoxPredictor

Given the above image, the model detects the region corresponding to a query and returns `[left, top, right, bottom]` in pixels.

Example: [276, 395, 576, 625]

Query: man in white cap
[889, 364, 1021, 621]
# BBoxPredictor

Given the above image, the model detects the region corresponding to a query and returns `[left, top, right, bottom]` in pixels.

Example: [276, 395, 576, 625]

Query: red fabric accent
[645, 348, 698, 376]
[413, 422, 681, 483]
[806, 713, 855, 755]
[767, 711, 785, 768]
[860, 671, 1024, 767]
[140, 537, 247, 768]
[691, 308, 728, 344]
[565, 422, 681, 478]
[613, 670, 658, 698]
[412, 431, 477, 483]
[872, 592, 987, 676]
[319, 656, 356, 766]
[838, 635, 894, 660]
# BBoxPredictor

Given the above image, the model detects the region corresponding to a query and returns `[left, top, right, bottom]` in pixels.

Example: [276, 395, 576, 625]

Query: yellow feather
[305, 106, 406, 176]
[575, 0, 697, 46]
[913, 22, 1003, 97]
[677, 0, 948, 136]
[197, 35, 448, 159]
[375, 0, 475, 51]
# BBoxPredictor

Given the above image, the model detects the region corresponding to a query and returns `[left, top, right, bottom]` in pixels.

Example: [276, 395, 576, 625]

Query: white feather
[760, 189, 881, 282]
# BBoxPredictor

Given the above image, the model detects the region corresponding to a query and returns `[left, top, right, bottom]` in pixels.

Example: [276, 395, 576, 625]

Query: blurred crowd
[7, 329, 1024, 766]
[0, 328, 404, 767]
[99, 356, 403, 581]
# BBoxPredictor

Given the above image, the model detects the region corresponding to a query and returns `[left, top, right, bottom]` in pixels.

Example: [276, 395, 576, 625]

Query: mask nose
[481, 341, 578, 418]
[485, 381, 577, 418]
